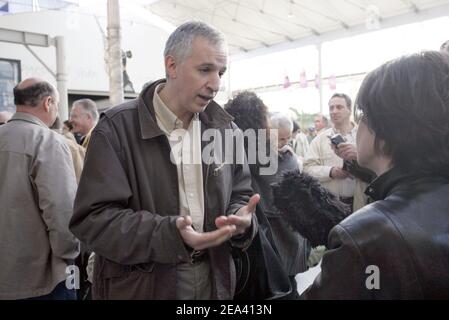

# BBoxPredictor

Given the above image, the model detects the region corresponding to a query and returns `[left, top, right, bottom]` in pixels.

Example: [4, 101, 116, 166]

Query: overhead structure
[143, 0, 449, 59]
[143, 0, 449, 112]
[0, 27, 69, 120]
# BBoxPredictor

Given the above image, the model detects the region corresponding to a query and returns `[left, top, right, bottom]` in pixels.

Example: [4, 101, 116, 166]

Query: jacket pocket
[131, 262, 156, 273]
[101, 261, 156, 279]
[98, 261, 158, 299]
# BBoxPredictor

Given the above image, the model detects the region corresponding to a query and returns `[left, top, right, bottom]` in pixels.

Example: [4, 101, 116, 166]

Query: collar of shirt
[153, 83, 184, 134]
[9, 112, 48, 128]
[329, 122, 358, 141]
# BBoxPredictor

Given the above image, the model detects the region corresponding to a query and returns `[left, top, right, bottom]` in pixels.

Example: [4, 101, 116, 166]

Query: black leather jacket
[302, 167, 449, 299]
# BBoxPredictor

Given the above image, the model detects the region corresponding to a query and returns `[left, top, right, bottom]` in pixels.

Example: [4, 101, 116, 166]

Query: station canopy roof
[141, 0, 449, 58]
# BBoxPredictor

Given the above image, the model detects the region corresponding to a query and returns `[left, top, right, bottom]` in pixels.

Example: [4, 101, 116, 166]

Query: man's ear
[165, 55, 178, 79]
[42, 96, 52, 113]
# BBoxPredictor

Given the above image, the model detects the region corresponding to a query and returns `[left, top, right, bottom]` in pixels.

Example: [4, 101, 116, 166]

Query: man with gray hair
[69, 98, 99, 148]
[314, 114, 329, 135]
[270, 114, 303, 168]
[270, 114, 293, 151]
[0, 78, 79, 299]
[268, 113, 306, 297]
[70, 21, 258, 300]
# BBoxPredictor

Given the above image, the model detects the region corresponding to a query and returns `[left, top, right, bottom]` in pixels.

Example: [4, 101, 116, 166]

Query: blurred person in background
[69, 98, 99, 149]
[0, 111, 13, 125]
[292, 120, 309, 162]
[314, 114, 329, 136]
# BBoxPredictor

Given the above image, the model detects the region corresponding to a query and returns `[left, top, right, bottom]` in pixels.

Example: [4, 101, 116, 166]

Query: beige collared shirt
[304, 125, 358, 198]
[153, 84, 205, 232]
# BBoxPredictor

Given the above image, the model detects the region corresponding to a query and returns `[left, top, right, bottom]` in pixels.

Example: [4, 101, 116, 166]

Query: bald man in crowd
[0, 78, 79, 300]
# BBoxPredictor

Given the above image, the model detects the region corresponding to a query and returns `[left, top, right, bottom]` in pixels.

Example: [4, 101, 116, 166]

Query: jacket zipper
[204, 142, 213, 232]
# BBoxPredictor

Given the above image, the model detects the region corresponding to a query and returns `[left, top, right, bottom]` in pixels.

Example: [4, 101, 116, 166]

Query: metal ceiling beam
[289, 0, 350, 31]
[225, 0, 317, 35]
[231, 2, 449, 62]
[0, 28, 69, 120]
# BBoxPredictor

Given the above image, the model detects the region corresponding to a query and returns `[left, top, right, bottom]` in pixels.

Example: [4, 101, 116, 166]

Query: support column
[55, 36, 68, 121]
[107, 0, 124, 106]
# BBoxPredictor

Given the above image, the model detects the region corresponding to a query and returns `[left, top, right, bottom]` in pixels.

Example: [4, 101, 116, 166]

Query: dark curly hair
[224, 91, 269, 131]
[224, 91, 271, 173]
[356, 51, 449, 174]
[225, 91, 272, 166]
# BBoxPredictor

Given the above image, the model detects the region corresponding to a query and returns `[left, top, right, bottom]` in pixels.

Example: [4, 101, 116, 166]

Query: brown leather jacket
[302, 168, 449, 299]
[70, 80, 257, 300]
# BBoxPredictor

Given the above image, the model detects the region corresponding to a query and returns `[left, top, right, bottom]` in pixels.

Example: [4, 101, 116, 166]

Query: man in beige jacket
[69, 98, 99, 149]
[304, 93, 368, 212]
[0, 78, 80, 300]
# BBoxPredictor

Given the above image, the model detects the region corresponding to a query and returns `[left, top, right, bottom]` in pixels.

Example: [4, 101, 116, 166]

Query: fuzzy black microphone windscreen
[272, 170, 351, 248]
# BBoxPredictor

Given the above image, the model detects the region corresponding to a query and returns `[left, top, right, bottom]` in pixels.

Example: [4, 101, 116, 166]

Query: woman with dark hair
[225, 92, 309, 300]
[302, 51, 449, 299]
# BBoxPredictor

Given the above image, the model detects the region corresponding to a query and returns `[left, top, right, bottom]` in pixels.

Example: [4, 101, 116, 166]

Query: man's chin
[332, 119, 342, 125]
[192, 104, 208, 113]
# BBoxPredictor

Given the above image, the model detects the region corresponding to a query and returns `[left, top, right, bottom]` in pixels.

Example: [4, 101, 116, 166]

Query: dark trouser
[25, 281, 77, 300]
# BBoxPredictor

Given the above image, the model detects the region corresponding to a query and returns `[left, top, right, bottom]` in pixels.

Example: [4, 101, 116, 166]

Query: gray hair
[270, 114, 293, 133]
[316, 114, 329, 127]
[164, 21, 227, 63]
[73, 98, 99, 123]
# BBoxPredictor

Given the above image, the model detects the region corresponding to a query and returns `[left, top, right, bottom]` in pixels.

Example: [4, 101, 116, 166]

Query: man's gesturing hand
[215, 194, 260, 236]
[176, 194, 260, 250]
[176, 215, 236, 251]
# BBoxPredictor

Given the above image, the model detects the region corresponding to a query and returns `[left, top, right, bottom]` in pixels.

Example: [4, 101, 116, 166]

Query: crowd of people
[1, 21, 449, 300]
